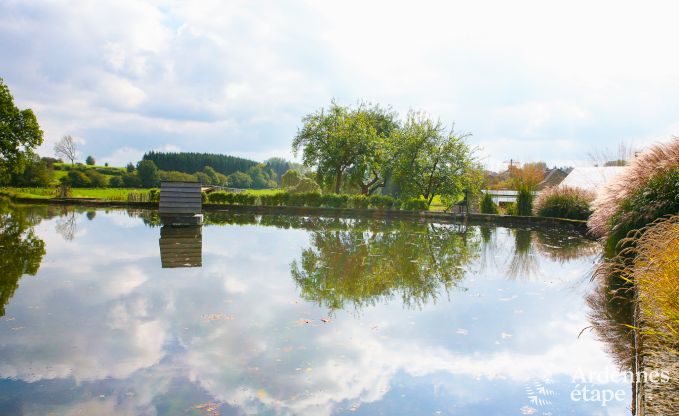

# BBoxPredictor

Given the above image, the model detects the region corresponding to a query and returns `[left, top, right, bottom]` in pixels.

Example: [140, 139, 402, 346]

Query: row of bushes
[480, 186, 594, 221]
[205, 191, 429, 211]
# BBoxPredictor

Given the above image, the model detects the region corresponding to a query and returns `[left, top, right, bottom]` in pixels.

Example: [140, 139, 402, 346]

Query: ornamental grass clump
[588, 137, 679, 252]
[533, 186, 595, 220]
[631, 216, 679, 349]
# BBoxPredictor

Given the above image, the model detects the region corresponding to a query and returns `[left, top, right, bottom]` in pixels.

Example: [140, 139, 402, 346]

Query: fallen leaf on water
[202, 313, 234, 322]
[320, 318, 331, 323]
[257, 389, 268, 399]
[295, 319, 313, 326]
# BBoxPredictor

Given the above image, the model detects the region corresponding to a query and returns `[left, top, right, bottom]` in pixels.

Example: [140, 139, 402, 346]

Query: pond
[0, 204, 634, 415]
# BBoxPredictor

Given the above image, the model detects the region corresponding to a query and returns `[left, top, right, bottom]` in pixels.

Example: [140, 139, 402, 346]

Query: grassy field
[0, 187, 145, 201]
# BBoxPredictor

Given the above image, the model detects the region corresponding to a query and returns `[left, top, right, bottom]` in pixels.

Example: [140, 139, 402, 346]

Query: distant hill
[142, 151, 258, 176]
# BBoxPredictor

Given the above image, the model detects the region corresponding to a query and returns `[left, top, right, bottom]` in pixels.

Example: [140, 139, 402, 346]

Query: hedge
[203, 191, 432, 211]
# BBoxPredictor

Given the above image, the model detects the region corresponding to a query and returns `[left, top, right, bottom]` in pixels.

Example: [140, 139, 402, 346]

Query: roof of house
[559, 167, 627, 192]
[538, 168, 568, 190]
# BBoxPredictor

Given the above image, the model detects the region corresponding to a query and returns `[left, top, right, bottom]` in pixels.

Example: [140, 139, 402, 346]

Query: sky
[1, 0, 678, 170]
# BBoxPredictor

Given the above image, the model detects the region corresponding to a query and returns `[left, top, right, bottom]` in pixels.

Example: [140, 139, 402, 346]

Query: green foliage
[0, 77, 44, 180]
[159, 170, 197, 182]
[207, 191, 234, 204]
[85, 155, 95, 165]
[143, 151, 257, 176]
[148, 188, 160, 202]
[126, 162, 135, 173]
[202, 166, 221, 185]
[480, 193, 499, 214]
[0, 202, 46, 315]
[369, 194, 396, 209]
[108, 176, 123, 188]
[55, 182, 71, 198]
[505, 202, 518, 216]
[289, 176, 321, 193]
[516, 186, 534, 216]
[9, 155, 52, 187]
[264, 157, 293, 185]
[227, 171, 253, 188]
[84, 170, 107, 187]
[62, 170, 91, 188]
[282, 169, 302, 188]
[247, 164, 277, 189]
[122, 172, 141, 188]
[322, 193, 349, 208]
[290, 221, 479, 311]
[350, 194, 370, 209]
[136, 160, 160, 187]
[293, 100, 397, 194]
[388, 112, 480, 204]
[607, 168, 679, 252]
[401, 197, 429, 211]
[534, 186, 594, 220]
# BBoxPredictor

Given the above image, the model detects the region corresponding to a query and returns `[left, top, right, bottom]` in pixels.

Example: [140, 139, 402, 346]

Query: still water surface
[0, 205, 631, 415]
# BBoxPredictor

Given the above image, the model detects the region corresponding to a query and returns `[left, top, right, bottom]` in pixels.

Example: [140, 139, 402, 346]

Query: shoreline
[7, 195, 591, 235]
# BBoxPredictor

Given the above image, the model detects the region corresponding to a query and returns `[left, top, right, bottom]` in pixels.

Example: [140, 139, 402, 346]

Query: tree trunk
[334, 170, 343, 193]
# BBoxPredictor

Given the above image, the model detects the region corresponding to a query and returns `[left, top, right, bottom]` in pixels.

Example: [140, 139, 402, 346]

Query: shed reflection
[159, 225, 203, 268]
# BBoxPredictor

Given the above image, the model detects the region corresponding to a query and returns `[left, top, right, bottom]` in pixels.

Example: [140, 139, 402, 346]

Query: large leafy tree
[293, 101, 377, 194]
[347, 103, 400, 195]
[392, 112, 480, 205]
[0, 78, 43, 181]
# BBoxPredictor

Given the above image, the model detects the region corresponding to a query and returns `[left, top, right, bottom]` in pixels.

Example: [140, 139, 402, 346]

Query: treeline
[142, 151, 258, 176]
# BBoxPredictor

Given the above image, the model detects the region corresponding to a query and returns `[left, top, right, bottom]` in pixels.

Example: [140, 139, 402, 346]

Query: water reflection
[0, 206, 633, 415]
[0, 201, 46, 316]
[159, 225, 203, 268]
[291, 223, 478, 311]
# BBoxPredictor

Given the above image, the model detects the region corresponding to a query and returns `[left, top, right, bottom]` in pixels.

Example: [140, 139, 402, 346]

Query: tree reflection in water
[290, 221, 480, 312]
[0, 201, 47, 316]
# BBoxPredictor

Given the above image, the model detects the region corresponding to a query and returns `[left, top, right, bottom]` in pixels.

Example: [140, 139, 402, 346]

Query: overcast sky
[2, 0, 678, 169]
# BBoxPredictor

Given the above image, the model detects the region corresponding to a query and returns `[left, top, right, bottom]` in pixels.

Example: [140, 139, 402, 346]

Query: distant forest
[142, 151, 258, 176]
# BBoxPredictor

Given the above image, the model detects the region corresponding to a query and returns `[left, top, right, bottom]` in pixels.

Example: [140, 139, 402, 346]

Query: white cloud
[1, 0, 678, 167]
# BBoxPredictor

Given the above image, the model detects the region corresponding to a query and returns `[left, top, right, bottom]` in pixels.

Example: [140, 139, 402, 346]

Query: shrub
[322, 193, 349, 208]
[62, 171, 91, 187]
[84, 170, 107, 188]
[233, 193, 256, 205]
[589, 137, 679, 245]
[288, 192, 305, 206]
[401, 197, 429, 211]
[207, 191, 235, 204]
[516, 186, 534, 216]
[302, 192, 322, 207]
[290, 177, 321, 194]
[281, 169, 302, 188]
[504, 202, 518, 216]
[272, 191, 289, 206]
[368, 194, 396, 209]
[350, 195, 370, 209]
[533, 186, 594, 220]
[109, 176, 123, 188]
[259, 194, 276, 206]
[480, 193, 499, 214]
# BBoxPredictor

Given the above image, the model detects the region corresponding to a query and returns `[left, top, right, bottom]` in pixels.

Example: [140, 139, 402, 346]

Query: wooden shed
[159, 181, 203, 225]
